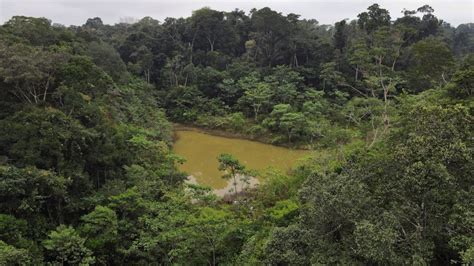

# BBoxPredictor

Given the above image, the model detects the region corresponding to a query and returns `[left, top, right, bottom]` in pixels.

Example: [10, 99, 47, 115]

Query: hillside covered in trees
[0, 3, 473, 265]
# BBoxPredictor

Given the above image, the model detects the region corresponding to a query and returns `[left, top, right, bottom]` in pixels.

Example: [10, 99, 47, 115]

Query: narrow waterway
[173, 129, 310, 191]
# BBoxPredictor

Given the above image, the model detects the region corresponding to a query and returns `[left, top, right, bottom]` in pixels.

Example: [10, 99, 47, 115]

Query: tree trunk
[253, 105, 260, 121]
[233, 174, 238, 195]
[206, 36, 215, 52]
[212, 246, 216, 266]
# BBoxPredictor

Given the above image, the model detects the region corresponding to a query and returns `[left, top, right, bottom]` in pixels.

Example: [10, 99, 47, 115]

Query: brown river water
[173, 130, 310, 191]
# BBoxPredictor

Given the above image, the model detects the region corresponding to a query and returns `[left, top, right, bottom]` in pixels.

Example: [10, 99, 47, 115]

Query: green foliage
[0, 240, 31, 265]
[264, 225, 311, 265]
[190, 8, 235, 53]
[0, 165, 68, 224]
[266, 199, 299, 225]
[43, 225, 95, 265]
[0, 214, 28, 244]
[0, 107, 95, 174]
[57, 55, 113, 97]
[86, 41, 129, 83]
[0, 4, 472, 265]
[256, 170, 304, 206]
[264, 104, 307, 143]
[0, 42, 69, 104]
[353, 219, 399, 263]
[0, 214, 39, 262]
[79, 206, 118, 262]
[264, 99, 473, 264]
[181, 207, 231, 265]
[238, 77, 273, 121]
[225, 112, 246, 131]
[446, 62, 474, 98]
[218, 153, 248, 194]
[2, 16, 71, 46]
[357, 4, 391, 33]
[407, 37, 455, 90]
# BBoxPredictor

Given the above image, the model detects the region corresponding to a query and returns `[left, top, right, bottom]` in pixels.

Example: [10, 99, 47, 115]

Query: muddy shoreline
[173, 123, 310, 150]
[186, 174, 260, 197]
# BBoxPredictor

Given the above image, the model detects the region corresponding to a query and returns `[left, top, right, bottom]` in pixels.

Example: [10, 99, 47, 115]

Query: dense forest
[0, 3, 473, 265]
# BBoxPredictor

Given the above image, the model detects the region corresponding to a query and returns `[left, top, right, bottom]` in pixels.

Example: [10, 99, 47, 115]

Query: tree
[249, 7, 292, 66]
[453, 23, 474, 56]
[217, 78, 243, 106]
[0, 214, 28, 245]
[417, 5, 441, 38]
[266, 65, 302, 105]
[0, 166, 68, 225]
[2, 16, 59, 46]
[84, 17, 103, 29]
[129, 191, 192, 264]
[446, 61, 474, 98]
[0, 5, 472, 265]
[357, 4, 391, 34]
[238, 75, 273, 121]
[217, 153, 247, 195]
[407, 38, 454, 90]
[43, 225, 95, 265]
[194, 66, 227, 98]
[79, 206, 118, 263]
[0, 240, 31, 265]
[128, 45, 154, 83]
[0, 43, 68, 104]
[184, 207, 231, 266]
[319, 62, 347, 94]
[57, 55, 113, 97]
[395, 5, 441, 43]
[333, 19, 348, 51]
[190, 8, 232, 52]
[164, 85, 206, 122]
[107, 188, 148, 258]
[263, 104, 307, 143]
[0, 107, 94, 176]
[348, 40, 371, 82]
[266, 99, 473, 264]
[264, 225, 311, 265]
[348, 26, 405, 144]
[280, 112, 307, 143]
[86, 41, 129, 83]
[162, 53, 195, 87]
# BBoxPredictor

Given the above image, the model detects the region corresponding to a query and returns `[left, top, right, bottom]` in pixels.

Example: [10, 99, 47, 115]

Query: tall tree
[0, 43, 68, 104]
[407, 38, 454, 90]
[237, 74, 273, 121]
[190, 7, 237, 53]
[249, 7, 292, 66]
[334, 19, 348, 51]
[357, 4, 391, 34]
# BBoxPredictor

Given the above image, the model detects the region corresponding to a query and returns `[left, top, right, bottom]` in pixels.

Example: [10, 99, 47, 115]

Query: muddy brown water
[173, 130, 310, 190]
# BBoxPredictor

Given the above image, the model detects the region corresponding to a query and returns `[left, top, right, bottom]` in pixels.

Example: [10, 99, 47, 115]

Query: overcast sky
[1, 0, 472, 27]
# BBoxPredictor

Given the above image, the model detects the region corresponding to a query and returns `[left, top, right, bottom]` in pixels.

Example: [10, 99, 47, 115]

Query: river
[173, 129, 310, 194]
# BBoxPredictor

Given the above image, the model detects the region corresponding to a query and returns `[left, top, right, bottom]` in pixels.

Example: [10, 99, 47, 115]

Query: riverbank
[187, 174, 260, 197]
[173, 123, 311, 150]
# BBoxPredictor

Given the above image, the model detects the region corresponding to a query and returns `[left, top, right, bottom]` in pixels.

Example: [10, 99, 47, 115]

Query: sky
[0, 0, 473, 27]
